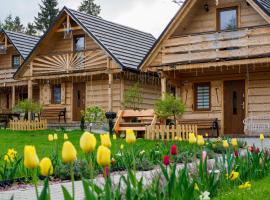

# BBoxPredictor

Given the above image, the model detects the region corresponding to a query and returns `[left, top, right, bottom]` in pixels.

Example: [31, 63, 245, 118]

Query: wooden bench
[114, 109, 157, 134]
[178, 118, 220, 137]
[41, 107, 66, 123]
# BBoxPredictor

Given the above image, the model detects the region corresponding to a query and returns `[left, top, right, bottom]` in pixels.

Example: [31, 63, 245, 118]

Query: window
[73, 35, 85, 52]
[217, 7, 238, 31]
[12, 55, 20, 68]
[194, 83, 211, 111]
[51, 84, 61, 104]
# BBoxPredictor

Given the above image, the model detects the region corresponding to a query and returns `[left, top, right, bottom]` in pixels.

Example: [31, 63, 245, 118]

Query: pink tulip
[202, 150, 207, 162]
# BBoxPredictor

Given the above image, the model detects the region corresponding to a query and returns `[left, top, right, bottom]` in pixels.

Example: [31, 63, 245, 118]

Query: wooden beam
[108, 73, 113, 111]
[56, 26, 81, 32]
[11, 86, 15, 108]
[28, 80, 33, 119]
[161, 73, 167, 100]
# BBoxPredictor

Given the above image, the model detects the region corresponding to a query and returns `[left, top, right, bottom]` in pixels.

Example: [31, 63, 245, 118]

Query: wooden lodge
[14, 7, 161, 123]
[141, 0, 270, 135]
[0, 30, 39, 111]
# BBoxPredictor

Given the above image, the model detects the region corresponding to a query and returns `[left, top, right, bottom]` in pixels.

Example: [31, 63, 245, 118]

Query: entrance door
[224, 80, 245, 134]
[73, 83, 86, 121]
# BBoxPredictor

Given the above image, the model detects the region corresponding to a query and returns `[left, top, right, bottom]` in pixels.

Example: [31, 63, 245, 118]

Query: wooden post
[28, 80, 33, 120]
[11, 86, 15, 108]
[108, 73, 113, 111]
[161, 73, 167, 100]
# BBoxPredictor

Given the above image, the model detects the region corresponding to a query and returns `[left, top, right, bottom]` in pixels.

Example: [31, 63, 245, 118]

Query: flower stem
[70, 164, 75, 200]
[33, 169, 39, 200]
[132, 144, 136, 172]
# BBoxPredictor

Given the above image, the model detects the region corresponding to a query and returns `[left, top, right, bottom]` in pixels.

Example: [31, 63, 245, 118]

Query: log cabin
[14, 7, 161, 123]
[0, 30, 39, 111]
[140, 0, 270, 136]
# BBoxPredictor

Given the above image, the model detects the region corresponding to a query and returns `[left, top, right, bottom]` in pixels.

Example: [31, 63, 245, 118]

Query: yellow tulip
[97, 145, 111, 167]
[53, 133, 58, 140]
[231, 138, 238, 147]
[205, 133, 209, 137]
[80, 132, 96, 153]
[260, 134, 264, 141]
[113, 134, 117, 140]
[48, 134, 53, 142]
[64, 133, 68, 140]
[194, 183, 199, 191]
[100, 134, 111, 148]
[228, 170, 239, 181]
[197, 135, 205, 146]
[62, 141, 77, 163]
[189, 133, 196, 144]
[126, 129, 136, 144]
[40, 157, 53, 176]
[223, 140, 229, 148]
[24, 146, 39, 169]
[239, 181, 251, 189]
[175, 136, 178, 140]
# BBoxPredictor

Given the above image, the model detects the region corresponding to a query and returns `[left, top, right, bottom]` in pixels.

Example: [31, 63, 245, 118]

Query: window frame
[51, 84, 62, 104]
[217, 6, 239, 31]
[193, 82, 211, 111]
[73, 35, 85, 52]
[12, 55, 21, 68]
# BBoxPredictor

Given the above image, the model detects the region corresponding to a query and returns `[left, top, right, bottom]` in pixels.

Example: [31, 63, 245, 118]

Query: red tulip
[170, 145, 177, 155]
[163, 155, 170, 166]
[104, 166, 109, 177]
[249, 146, 254, 153]
[234, 151, 239, 157]
[255, 147, 260, 154]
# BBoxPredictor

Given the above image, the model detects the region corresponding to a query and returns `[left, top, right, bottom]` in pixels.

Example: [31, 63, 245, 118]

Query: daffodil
[62, 141, 77, 163]
[100, 134, 111, 148]
[80, 132, 96, 153]
[120, 144, 124, 150]
[227, 170, 239, 181]
[126, 129, 136, 144]
[24, 146, 39, 169]
[112, 134, 117, 140]
[48, 134, 53, 142]
[97, 145, 111, 167]
[231, 138, 238, 147]
[39, 157, 53, 176]
[64, 133, 68, 140]
[189, 133, 196, 144]
[239, 181, 251, 189]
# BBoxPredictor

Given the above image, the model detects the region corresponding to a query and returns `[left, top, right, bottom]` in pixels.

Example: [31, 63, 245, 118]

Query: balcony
[32, 49, 108, 77]
[161, 25, 270, 66]
[0, 68, 17, 86]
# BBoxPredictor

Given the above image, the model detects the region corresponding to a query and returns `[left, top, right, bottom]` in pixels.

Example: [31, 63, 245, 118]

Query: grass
[213, 173, 270, 200]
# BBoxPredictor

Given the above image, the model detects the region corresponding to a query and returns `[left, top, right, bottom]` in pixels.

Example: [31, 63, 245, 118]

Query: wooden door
[224, 80, 245, 135]
[73, 83, 86, 121]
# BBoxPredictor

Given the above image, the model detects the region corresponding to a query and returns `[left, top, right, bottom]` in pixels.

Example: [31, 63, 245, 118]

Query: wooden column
[108, 73, 113, 111]
[161, 74, 167, 100]
[28, 80, 33, 120]
[11, 86, 16, 108]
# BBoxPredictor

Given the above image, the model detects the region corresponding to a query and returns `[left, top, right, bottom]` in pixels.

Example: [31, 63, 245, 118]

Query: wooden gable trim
[15, 8, 123, 80]
[140, 0, 270, 71]
[247, 0, 270, 24]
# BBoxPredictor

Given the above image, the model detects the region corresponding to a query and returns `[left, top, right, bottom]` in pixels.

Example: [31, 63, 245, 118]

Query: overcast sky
[1, 0, 180, 37]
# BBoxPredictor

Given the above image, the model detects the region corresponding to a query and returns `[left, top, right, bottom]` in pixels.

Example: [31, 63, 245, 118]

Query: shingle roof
[255, 0, 270, 16]
[66, 8, 156, 70]
[3, 30, 40, 59]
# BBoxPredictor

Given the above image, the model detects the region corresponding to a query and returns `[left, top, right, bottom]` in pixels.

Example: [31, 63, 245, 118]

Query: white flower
[115, 152, 122, 157]
[139, 150, 145, 155]
[199, 191, 210, 200]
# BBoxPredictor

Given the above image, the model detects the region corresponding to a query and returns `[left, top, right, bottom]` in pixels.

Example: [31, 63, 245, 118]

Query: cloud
[0, 0, 179, 37]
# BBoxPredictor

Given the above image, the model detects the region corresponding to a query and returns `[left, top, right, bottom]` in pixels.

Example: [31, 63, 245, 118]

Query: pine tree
[25, 23, 37, 36]
[78, 0, 101, 16]
[34, 0, 59, 33]
[1, 15, 25, 33]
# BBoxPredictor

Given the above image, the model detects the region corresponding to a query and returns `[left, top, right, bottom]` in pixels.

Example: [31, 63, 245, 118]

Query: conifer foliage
[78, 0, 101, 16]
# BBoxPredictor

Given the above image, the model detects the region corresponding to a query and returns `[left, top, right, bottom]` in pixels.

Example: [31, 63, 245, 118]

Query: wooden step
[118, 127, 147, 131]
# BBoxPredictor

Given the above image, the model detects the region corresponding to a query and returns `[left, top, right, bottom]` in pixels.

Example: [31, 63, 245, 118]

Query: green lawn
[213, 174, 270, 200]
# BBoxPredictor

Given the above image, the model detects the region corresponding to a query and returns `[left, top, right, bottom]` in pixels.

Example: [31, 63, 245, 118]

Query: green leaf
[38, 177, 49, 200]
[82, 179, 96, 200]
[61, 186, 73, 200]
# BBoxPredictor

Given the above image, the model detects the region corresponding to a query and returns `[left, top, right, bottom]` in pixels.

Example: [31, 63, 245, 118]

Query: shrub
[83, 106, 105, 131]
[13, 100, 43, 120]
[122, 82, 143, 110]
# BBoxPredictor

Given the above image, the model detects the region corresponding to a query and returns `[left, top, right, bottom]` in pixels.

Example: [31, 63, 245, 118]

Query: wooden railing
[145, 124, 197, 140]
[162, 25, 270, 65]
[32, 49, 107, 76]
[9, 120, 48, 131]
[0, 68, 17, 84]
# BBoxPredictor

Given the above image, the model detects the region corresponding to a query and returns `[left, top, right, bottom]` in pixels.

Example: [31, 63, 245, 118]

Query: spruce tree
[25, 23, 37, 36]
[1, 15, 25, 33]
[78, 0, 101, 16]
[34, 0, 59, 33]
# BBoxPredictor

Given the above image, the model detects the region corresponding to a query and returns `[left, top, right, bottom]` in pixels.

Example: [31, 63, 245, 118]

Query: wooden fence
[145, 125, 197, 140]
[9, 120, 48, 131]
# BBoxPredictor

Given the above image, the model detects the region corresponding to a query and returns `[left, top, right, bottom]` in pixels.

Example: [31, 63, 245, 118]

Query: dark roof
[3, 30, 40, 59]
[66, 8, 156, 70]
[255, 0, 270, 16]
